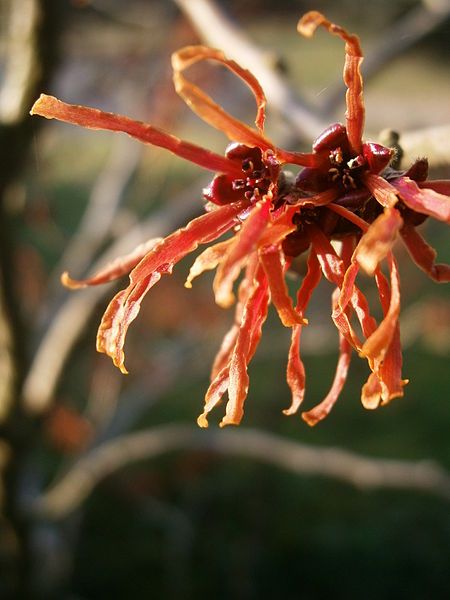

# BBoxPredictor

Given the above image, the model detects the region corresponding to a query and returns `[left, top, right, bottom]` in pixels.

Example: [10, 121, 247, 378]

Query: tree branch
[35, 424, 450, 519]
[399, 124, 450, 169]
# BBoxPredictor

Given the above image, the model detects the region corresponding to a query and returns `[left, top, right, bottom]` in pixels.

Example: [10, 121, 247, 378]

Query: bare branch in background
[322, 0, 450, 115]
[35, 424, 450, 519]
[75, 0, 176, 32]
[0, 0, 41, 123]
[399, 124, 450, 169]
[46, 135, 141, 297]
[173, 0, 326, 139]
[42, 28, 190, 308]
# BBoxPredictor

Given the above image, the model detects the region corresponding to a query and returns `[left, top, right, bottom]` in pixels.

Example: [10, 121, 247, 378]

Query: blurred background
[1, 0, 449, 598]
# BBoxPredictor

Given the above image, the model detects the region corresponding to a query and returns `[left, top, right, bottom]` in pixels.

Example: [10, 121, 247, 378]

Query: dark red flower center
[203, 143, 280, 207]
[281, 126, 397, 257]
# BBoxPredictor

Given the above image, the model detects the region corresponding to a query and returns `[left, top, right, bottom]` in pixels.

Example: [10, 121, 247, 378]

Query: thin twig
[34, 424, 450, 519]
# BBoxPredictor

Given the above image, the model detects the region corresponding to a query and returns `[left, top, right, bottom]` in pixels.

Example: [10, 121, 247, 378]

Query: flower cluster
[31, 11, 450, 427]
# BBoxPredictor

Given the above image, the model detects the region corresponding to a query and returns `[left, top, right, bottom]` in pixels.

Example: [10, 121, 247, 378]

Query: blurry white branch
[174, 0, 326, 139]
[0, 0, 41, 123]
[400, 124, 450, 169]
[47, 135, 141, 296]
[35, 424, 450, 519]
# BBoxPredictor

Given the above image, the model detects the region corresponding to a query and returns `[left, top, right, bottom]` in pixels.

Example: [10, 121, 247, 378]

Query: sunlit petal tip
[358, 346, 380, 361]
[219, 416, 241, 428]
[297, 11, 325, 37]
[215, 291, 236, 309]
[111, 352, 128, 375]
[186, 239, 235, 290]
[117, 363, 129, 376]
[279, 312, 308, 328]
[282, 405, 300, 416]
[30, 93, 56, 117]
[355, 257, 375, 277]
[361, 372, 408, 409]
[61, 271, 85, 289]
[29, 94, 44, 115]
[301, 411, 321, 427]
[197, 413, 209, 428]
[361, 396, 380, 410]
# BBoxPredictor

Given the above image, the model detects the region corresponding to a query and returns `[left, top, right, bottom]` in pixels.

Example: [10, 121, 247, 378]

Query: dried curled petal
[361, 269, 408, 409]
[308, 225, 365, 351]
[30, 94, 241, 177]
[285, 251, 322, 415]
[400, 224, 450, 282]
[392, 177, 450, 224]
[171, 45, 318, 169]
[298, 11, 364, 154]
[184, 238, 234, 288]
[213, 196, 271, 308]
[61, 238, 163, 289]
[361, 255, 401, 363]
[302, 333, 352, 426]
[307, 226, 404, 407]
[97, 271, 164, 374]
[259, 245, 306, 327]
[285, 326, 306, 416]
[354, 207, 403, 275]
[210, 257, 258, 380]
[364, 173, 398, 208]
[198, 264, 270, 427]
[97, 201, 247, 372]
[172, 45, 271, 149]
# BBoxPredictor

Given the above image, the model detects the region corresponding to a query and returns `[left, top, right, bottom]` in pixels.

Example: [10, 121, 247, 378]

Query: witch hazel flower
[31, 11, 450, 428]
